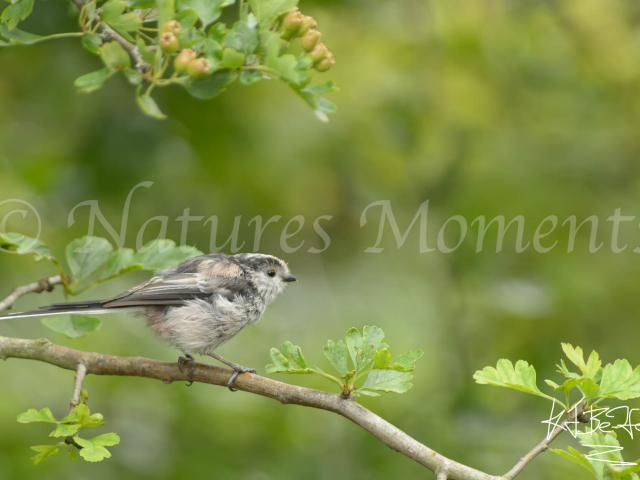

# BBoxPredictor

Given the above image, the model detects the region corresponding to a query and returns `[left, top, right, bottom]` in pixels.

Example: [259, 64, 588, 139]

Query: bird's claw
[227, 365, 256, 392]
[178, 354, 196, 386]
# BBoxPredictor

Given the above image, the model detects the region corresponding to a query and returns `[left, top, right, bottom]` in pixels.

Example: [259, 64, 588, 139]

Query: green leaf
[389, 350, 424, 372]
[101, 0, 126, 22]
[361, 369, 414, 394]
[123, 67, 144, 85]
[17, 408, 58, 424]
[176, 0, 234, 27]
[100, 41, 131, 70]
[69, 447, 78, 461]
[66, 236, 113, 280]
[0, 25, 51, 45]
[556, 358, 581, 379]
[373, 348, 392, 369]
[248, 0, 297, 26]
[291, 81, 338, 122]
[597, 359, 640, 400]
[175, 7, 199, 29]
[74, 68, 113, 94]
[239, 68, 264, 85]
[219, 48, 245, 68]
[323, 340, 348, 375]
[100, 0, 141, 40]
[136, 94, 167, 119]
[42, 315, 103, 338]
[82, 33, 102, 54]
[562, 343, 587, 375]
[265, 341, 315, 374]
[473, 359, 556, 402]
[345, 326, 388, 371]
[264, 33, 298, 82]
[356, 389, 380, 397]
[0, 0, 34, 30]
[133, 239, 202, 270]
[550, 447, 600, 479]
[0, 232, 54, 261]
[156, 0, 175, 27]
[30, 444, 62, 465]
[224, 17, 259, 55]
[74, 404, 105, 429]
[90, 432, 120, 446]
[74, 433, 120, 462]
[186, 69, 238, 100]
[136, 35, 156, 66]
[49, 423, 82, 438]
[127, 0, 156, 7]
[585, 351, 602, 381]
[101, 248, 142, 280]
[581, 377, 600, 397]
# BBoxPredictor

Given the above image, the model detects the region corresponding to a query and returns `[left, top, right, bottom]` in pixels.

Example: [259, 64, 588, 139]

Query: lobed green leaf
[0, 232, 54, 262]
[474, 359, 556, 402]
[66, 236, 113, 280]
[42, 315, 102, 338]
[361, 369, 413, 394]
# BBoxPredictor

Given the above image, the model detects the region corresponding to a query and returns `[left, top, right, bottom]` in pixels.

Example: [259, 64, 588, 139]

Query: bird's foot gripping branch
[3, 231, 640, 478]
[0, 0, 338, 121]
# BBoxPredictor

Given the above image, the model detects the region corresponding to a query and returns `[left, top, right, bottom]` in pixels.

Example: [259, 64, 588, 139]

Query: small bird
[0, 253, 297, 390]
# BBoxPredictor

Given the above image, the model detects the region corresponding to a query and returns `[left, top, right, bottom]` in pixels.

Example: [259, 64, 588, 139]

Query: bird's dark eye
[267, 268, 277, 277]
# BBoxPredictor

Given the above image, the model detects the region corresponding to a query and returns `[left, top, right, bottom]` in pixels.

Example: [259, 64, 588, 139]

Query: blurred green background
[2, 0, 640, 478]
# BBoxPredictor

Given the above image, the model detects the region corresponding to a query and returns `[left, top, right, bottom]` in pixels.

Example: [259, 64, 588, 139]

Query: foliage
[0, 0, 337, 120]
[266, 326, 423, 397]
[1, 232, 202, 337]
[17, 390, 120, 464]
[476, 344, 640, 477]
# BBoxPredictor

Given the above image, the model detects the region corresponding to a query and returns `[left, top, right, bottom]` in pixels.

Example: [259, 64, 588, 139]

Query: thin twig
[0, 276, 63, 313]
[69, 363, 88, 414]
[68, 0, 150, 71]
[503, 404, 585, 479]
[0, 335, 502, 480]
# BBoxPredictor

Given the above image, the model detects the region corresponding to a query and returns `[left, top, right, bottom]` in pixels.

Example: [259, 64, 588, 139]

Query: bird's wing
[83, 257, 247, 308]
[0, 254, 249, 320]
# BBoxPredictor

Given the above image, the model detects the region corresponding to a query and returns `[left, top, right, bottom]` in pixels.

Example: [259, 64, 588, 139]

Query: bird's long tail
[0, 300, 139, 321]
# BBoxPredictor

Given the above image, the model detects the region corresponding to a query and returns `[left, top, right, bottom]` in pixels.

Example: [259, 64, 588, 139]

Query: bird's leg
[178, 353, 196, 386]
[207, 352, 256, 392]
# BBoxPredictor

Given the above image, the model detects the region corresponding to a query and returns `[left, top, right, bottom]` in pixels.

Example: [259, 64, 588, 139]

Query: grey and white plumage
[0, 253, 297, 388]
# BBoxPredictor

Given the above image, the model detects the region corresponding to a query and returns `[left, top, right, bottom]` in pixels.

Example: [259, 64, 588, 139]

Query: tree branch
[69, 363, 87, 415]
[68, 0, 150, 71]
[0, 335, 502, 480]
[503, 403, 585, 480]
[0, 279, 573, 479]
[0, 275, 63, 312]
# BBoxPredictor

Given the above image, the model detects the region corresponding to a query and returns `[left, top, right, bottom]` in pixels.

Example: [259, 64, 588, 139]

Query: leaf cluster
[17, 391, 120, 464]
[475, 344, 640, 477]
[266, 326, 423, 397]
[0, 0, 337, 121]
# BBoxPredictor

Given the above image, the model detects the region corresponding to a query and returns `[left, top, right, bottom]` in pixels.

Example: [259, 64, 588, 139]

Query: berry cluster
[158, 20, 211, 79]
[282, 8, 335, 73]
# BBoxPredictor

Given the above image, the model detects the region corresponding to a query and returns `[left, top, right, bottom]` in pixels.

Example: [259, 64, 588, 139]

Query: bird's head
[234, 253, 297, 303]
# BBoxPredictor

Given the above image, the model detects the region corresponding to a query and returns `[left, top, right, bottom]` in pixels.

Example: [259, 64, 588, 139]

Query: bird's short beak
[283, 275, 297, 282]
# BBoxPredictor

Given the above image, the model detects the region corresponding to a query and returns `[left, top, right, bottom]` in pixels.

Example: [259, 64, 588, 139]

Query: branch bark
[68, 0, 150, 71]
[0, 276, 63, 312]
[69, 363, 88, 415]
[0, 280, 571, 480]
[0, 335, 502, 480]
[503, 403, 585, 480]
